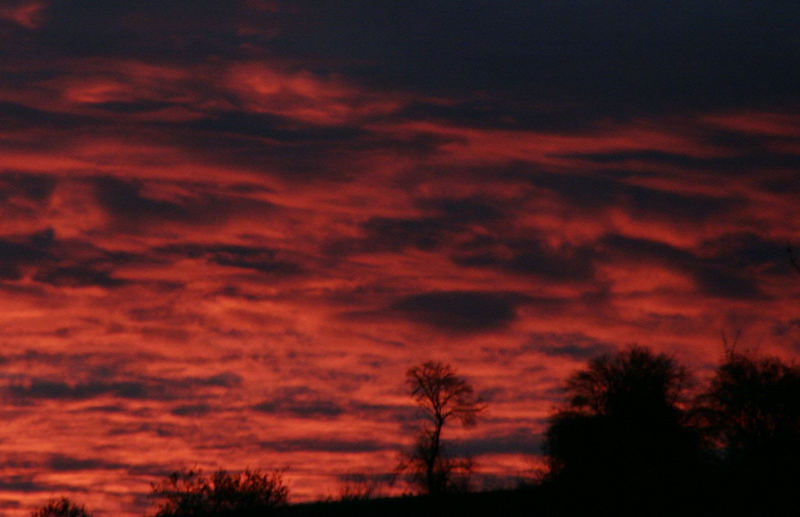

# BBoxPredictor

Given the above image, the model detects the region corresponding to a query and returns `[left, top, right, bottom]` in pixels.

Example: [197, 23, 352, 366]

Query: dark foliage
[696, 351, 800, 512]
[31, 497, 91, 517]
[544, 346, 702, 511]
[150, 469, 288, 517]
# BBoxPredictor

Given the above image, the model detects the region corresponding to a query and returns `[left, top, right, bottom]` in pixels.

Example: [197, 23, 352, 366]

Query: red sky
[1, 1, 800, 515]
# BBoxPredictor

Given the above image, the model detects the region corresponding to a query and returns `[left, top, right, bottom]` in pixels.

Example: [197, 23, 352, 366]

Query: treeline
[543, 345, 800, 516]
[31, 346, 800, 516]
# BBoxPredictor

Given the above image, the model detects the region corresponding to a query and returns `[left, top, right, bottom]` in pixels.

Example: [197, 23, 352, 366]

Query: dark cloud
[600, 234, 763, 299]
[253, 387, 344, 419]
[158, 243, 304, 276]
[261, 1, 800, 116]
[197, 372, 242, 388]
[0, 499, 21, 510]
[348, 402, 418, 424]
[92, 176, 197, 224]
[0, 172, 57, 202]
[185, 112, 365, 142]
[9, 379, 148, 401]
[481, 332, 615, 364]
[0, 476, 73, 493]
[258, 438, 390, 453]
[171, 403, 212, 417]
[331, 197, 507, 256]
[562, 149, 800, 175]
[453, 236, 596, 283]
[6, 2, 794, 125]
[0, 229, 52, 280]
[47, 454, 127, 472]
[504, 240, 596, 282]
[107, 421, 187, 439]
[530, 332, 617, 360]
[389, 291, 523, 333]
[357, 216, 450, 253]
[7, 371, 242, 403]
[690, 265, 763, 299]
[528, 171, 736, 222]
[91, 176, 275, 231]
[0, 228, 133, 287]
[33, 265, 126, 287]
[415, 196, 504, 224]
[700, 232, 793, 274]
[90, 100, 180, 114]
[386, 99, 596, 132]
[0, 102, 88, 131]
[451, 429, 542, 456]
[21, 1, 249, 60]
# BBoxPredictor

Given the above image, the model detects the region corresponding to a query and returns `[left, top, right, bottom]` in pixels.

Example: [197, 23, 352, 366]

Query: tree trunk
[426, 420, 442, 495]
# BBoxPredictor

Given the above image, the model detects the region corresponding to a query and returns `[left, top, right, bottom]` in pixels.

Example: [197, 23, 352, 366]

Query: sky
[1, 1, 800, 514]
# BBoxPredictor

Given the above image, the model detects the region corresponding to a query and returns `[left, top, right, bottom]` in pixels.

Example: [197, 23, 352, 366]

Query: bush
[150, 468, 288, 517]
[31, 497, 91, 517]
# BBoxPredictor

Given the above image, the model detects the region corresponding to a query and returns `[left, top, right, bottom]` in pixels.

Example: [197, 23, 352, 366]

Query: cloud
[599, 233, 764, 300]
[330, 196, 507, 256]
[91, 176, 212, 226]
[258, 438, 390, 453]
[0, 2, 798, 514]
[454, 237, 597, 283]
[33, 265, 126, 287]
[0, 1, 46, 29]
[415, 196, 504, 223]
[252, 1, 800, 116]
[528, 171, 737, 223]
[157, 243, 304, 276]
[0, 477, 71, 493]
[8, 379, 147, 401]
[0, 229, 52, 280]
[46, 454, 127, 472]
[356, 216, 450, 253]
[170, 403, 212, 417]
[389, 291, 524, 333]
[0, 228, 134, 287]
[6, 371, 242, 403]
[0, 172, 56, 202]
[700, 232, 793, 274]
[530, 332, 616, 360]
[252, 387, 344, 419]
[451, 429, 543, 456]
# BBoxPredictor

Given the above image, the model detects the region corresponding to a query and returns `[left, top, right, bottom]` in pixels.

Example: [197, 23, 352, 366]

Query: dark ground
[274, 485, 793, 517]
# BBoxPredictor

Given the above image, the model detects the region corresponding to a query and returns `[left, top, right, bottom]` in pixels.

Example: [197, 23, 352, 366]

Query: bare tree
[398, 361, 485, 495]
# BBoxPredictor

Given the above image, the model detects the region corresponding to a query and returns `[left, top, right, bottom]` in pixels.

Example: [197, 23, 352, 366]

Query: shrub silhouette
[544, 346, 701, 510]
[31, 497, 91, 517]
[336, 472, 389, 501]
[396, 361, 485, 496]
[149, 468, 288, 517]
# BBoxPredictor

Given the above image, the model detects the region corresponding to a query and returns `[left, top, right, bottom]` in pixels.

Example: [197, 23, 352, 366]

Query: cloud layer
[1, 2, 799, 515]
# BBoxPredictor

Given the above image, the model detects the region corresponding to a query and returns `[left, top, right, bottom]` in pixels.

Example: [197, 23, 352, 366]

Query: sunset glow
[1, 2, 800, 515]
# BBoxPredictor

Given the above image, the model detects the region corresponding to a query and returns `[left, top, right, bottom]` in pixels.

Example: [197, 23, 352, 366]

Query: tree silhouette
[544, 346, 701, 510]
[31, 497, 91, 517]
[149, 469, 288, 517]
[397, 361, 485, 496]
[696, 351, 800, 510]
